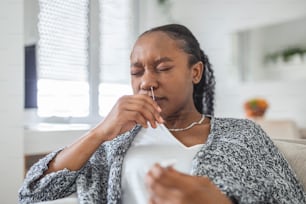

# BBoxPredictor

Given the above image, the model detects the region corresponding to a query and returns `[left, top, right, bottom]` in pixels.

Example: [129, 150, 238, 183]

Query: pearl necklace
[168, 115, 205, 132]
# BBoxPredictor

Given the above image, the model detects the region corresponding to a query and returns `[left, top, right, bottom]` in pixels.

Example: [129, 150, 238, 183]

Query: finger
[116, 95, 161, 126]
[147, 176, 181, 203]
[136, 93, 162, 112]
[146, 165, 178, 198]
[124, 110, 149, 128]
[124, 104, 158, 128]
[112, 98, 146, 127]
[101, 95, 163, 137]
[135, 94, 164, 123]
[149, 195, 171, 204]
[147, 164, 181, 187]
[125, 102, 158, 128]
[148, 197, 157, 204]
[125, 96, 164, 126]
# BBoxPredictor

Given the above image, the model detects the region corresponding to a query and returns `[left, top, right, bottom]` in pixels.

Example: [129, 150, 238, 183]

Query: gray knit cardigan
[19, 117, 306, 204]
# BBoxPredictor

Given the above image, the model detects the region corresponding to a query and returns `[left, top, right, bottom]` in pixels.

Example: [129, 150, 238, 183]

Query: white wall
[261, 17, 306, 55]
[139, 0, 306, 128]
[239, 17, 306, 81]
[0, 0, 24, 202]
[24, 0, 39, 46]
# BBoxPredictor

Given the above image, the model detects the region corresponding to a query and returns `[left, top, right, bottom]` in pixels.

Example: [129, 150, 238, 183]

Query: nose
[140, 70, 158, 91]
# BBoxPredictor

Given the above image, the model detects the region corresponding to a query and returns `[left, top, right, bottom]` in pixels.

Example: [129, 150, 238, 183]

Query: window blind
[38, 0, 89, 81]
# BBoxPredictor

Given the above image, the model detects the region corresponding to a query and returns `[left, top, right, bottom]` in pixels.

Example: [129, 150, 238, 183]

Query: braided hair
[140, 24, 216, 116]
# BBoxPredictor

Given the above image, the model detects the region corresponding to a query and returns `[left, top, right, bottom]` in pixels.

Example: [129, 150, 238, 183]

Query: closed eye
[157, 66, 172, 72]
[130, 61, 144, 76]
[130, 70, 143, 76]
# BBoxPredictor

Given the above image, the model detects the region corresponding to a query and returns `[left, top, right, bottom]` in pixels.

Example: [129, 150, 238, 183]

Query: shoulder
[207, 117, 281, 165]
[213, 116, 256, 126]
[210, 116, 272, 147]
[212, 117, 262, 135]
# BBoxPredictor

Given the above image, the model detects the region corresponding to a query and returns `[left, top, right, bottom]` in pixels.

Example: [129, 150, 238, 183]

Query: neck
[163, 108, 202, 130]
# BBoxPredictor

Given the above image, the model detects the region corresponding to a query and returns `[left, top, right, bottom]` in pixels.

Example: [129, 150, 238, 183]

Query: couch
[273, 138, 306, 189]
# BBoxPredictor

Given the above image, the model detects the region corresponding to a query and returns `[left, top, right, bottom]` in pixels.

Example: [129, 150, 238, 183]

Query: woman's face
[130, 31, 202, 118]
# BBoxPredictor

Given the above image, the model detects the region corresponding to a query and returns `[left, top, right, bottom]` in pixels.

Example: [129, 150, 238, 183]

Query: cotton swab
[150, 86, 155, 101]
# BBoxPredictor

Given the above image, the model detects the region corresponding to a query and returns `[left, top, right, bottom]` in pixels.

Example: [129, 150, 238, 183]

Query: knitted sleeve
[18, 125, 140, 204]
[18, 149, 81, 203]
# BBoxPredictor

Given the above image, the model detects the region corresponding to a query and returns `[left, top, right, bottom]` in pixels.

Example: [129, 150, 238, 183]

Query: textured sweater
[19, 117, 306, 204]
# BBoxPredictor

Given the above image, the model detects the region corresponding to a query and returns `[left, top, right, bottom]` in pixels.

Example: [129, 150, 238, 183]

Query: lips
[152, 96, 165, 102]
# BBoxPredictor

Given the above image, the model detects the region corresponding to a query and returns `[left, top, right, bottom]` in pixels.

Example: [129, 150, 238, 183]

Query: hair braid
[196, 50, 215, 116]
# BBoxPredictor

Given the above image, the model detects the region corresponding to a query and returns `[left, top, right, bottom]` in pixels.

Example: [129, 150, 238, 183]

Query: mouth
[151, 96, 166, 102]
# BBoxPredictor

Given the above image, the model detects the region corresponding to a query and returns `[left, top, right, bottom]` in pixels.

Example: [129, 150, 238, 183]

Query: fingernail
[151, 122, 156, 128]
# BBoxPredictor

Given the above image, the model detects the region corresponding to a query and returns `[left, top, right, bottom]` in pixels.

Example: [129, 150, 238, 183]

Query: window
[37, 0, 89, 117]
[99, 0, 136, 116]
[33, 0, 137, 123]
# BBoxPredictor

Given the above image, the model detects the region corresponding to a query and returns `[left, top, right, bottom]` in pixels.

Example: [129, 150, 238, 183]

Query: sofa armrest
[272, 138, 306, 190]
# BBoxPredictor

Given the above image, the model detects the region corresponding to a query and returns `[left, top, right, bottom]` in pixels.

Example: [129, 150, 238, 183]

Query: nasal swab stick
[150, 86, 155, 101]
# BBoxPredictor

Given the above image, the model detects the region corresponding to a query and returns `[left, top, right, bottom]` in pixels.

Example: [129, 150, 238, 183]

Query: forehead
[131, 31, 182, 59]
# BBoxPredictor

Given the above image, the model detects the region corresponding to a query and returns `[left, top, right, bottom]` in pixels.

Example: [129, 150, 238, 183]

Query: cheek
[169, 77, 194, 97]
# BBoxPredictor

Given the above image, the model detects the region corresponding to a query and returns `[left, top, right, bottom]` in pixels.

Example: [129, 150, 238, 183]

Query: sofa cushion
[273, 139, 306, 190]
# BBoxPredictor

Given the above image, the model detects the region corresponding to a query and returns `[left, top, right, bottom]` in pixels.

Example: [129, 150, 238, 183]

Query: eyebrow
[153, 57, 173, 66]
[130, 61, 143, 68]
[130, 57, 173, 68]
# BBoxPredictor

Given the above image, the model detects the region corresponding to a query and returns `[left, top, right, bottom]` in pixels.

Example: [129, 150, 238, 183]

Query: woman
[19, 24, 306, 204]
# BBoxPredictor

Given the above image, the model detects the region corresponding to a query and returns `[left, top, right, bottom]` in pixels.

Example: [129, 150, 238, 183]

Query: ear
[191, 61, 204, 84]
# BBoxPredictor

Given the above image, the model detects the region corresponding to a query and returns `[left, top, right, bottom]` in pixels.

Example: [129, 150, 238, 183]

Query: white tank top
[121, 124, 203, 204]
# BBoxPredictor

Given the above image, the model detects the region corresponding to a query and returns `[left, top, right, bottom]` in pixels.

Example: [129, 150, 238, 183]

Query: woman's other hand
[93, 94, 164, 141]
[146, 164, 232, 204]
